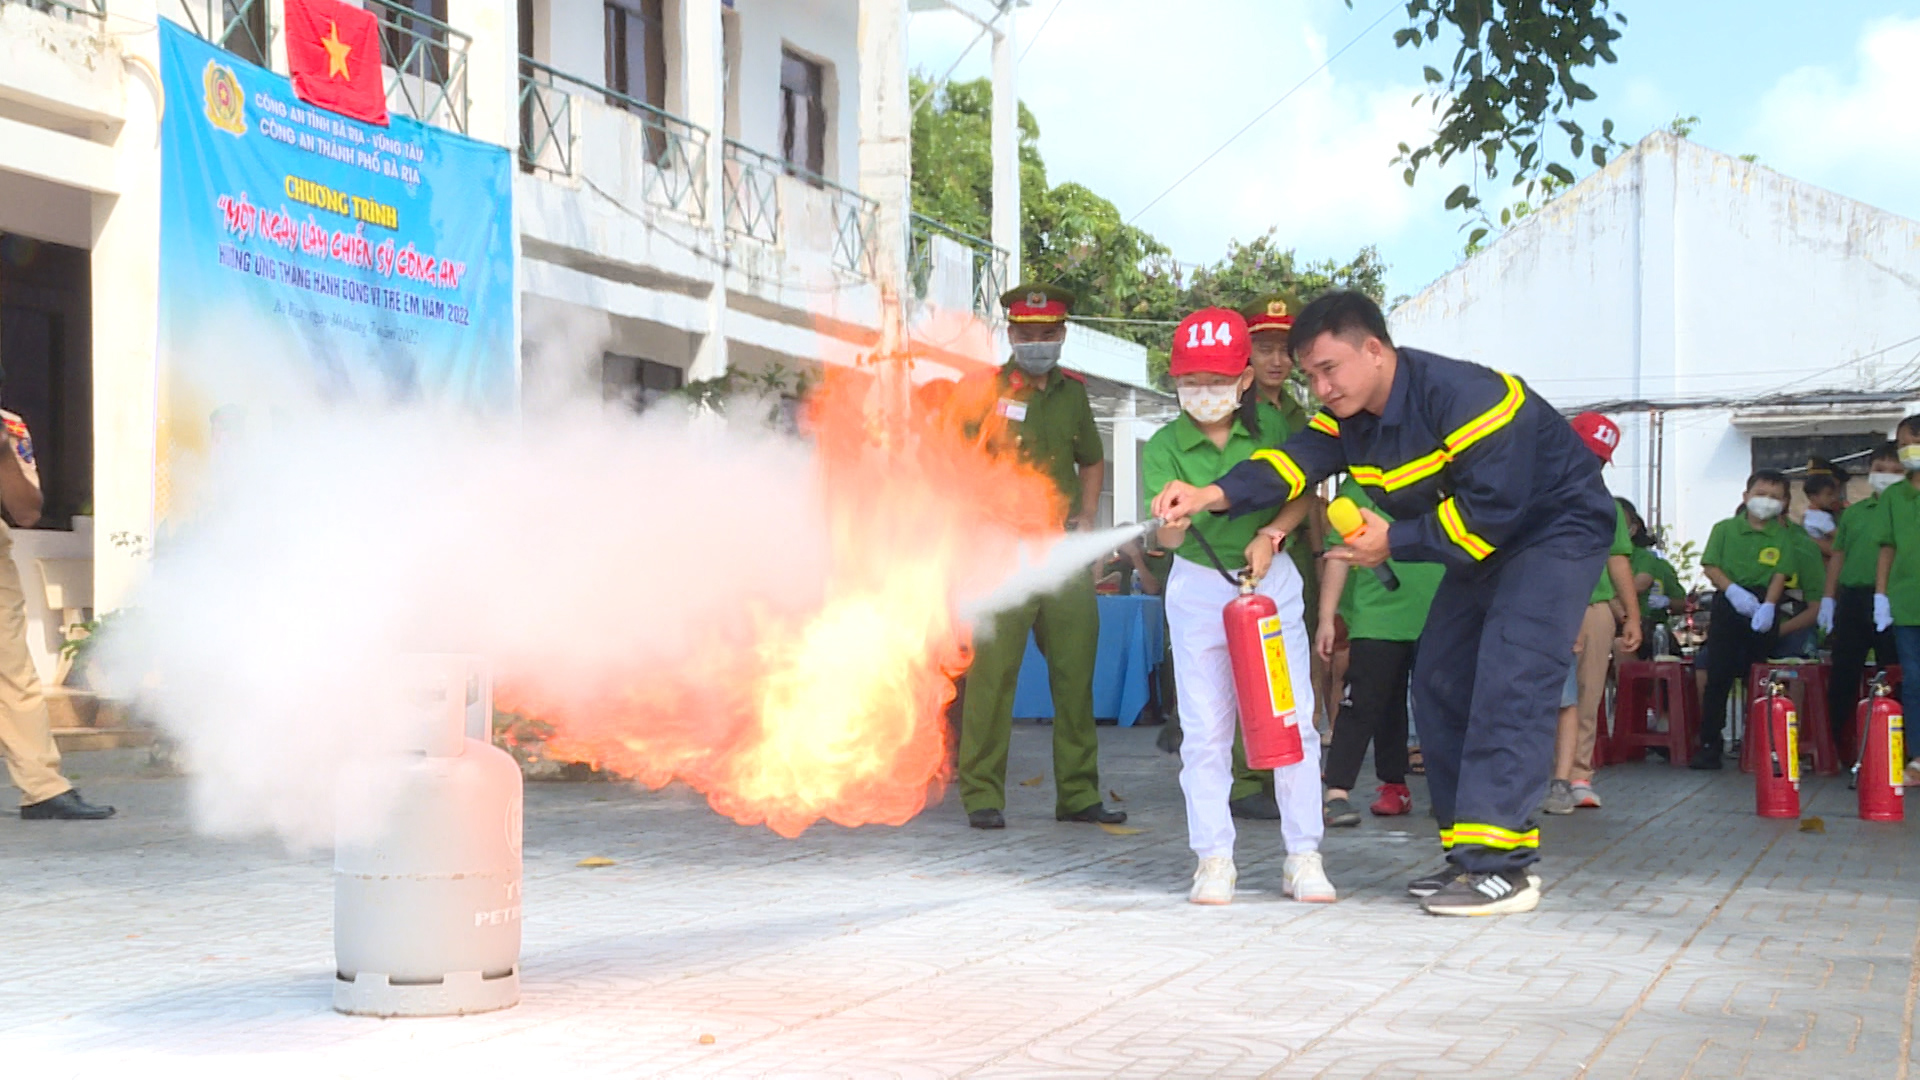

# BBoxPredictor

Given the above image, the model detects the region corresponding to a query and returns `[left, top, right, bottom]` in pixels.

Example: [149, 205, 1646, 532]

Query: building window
[779, 48, 826, 178]
[381, 0, 451, 84]
[605, 0, 667, 111]
[603, 353, 683, 413]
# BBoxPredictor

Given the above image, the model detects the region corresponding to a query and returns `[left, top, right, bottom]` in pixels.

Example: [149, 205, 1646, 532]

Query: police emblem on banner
[203, 59, 247, 136]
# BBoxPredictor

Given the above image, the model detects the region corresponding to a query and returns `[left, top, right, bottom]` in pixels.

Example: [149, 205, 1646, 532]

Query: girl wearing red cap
[1142, 308, 1335, 905]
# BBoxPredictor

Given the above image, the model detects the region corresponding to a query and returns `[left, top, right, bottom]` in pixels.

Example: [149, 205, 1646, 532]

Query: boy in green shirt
[1144, 308, 1333, 907]
[1619, 498, 1684, 654]
[1314, 479, 1442, 826]
[1695, 469, 1802, 769]
[1875, 419, 1920, 779]
[1821, 442, 1899, 756]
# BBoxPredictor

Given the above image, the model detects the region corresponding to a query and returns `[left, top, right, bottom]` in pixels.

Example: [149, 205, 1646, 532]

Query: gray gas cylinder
[333, 655, 523, 1017]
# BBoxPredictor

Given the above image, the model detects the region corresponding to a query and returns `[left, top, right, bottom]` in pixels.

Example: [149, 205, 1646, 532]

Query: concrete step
[53, 726, 154, 752]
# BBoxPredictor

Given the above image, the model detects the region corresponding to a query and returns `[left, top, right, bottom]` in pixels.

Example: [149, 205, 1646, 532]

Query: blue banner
[156, 19, 513, 515]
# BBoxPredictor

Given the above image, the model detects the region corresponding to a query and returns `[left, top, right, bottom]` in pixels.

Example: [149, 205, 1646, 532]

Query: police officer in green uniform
[957, 284, 1126, 830]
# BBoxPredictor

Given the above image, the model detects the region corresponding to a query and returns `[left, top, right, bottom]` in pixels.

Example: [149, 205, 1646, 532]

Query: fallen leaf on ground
[577, 856, 617, 867]
[1108, 789, 1125, 802]
[1018, 775, 1044, 787]
[1099, 823, 1144, 836]
[1798, 817, 1825, 833]
[698, 1034, 716, 1045]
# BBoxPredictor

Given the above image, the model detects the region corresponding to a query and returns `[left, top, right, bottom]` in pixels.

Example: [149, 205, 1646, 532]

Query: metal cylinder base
[333, 967, 520, 1017]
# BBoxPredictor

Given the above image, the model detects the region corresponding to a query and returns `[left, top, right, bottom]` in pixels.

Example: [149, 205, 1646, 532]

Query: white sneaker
[1283, 851, 1337, 903]
[1188, 856, 1236, 905]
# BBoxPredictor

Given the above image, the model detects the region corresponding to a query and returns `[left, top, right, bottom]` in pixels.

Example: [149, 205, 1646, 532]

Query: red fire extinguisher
[1752, 678, 1800, 819]
[1856, 672, 1905, 823]
[1224, 575, 1305, 770]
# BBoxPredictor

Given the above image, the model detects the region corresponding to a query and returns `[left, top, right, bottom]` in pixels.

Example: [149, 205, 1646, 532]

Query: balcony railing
[4, 0, 106, 23]
[723, 140, 875, 277]
[363, 0, 469, 132]
[176, 0, 270, 67]
[517, 58, 708, 221]
[910, 213, 1009, 322]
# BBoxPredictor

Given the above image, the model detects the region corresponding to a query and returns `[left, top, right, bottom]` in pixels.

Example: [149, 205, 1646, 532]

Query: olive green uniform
[958, 361, 1107, 816]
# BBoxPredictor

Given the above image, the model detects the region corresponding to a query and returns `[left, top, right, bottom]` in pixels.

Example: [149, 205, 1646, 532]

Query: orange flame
[497, 359, 1064, 837]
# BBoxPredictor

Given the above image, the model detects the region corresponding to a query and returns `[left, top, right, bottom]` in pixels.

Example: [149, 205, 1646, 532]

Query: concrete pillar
[444, 0, 518, 150]
[681, 0, 729, 381]
[1634, 134, 1679, 538]
[857, 0, 910, 359]
[92, 0, 163, 611]
[266, 0, 288, 73]
[1112, 389, 1137, 525]
[989, 8, 1018, 289]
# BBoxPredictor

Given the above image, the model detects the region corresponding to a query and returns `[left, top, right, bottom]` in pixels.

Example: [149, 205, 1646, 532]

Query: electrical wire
[1121, 2, 1398, 229]
[1019, 0, 1068, 61]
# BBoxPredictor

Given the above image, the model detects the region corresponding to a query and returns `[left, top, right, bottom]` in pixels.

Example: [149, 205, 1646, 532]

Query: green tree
[912, 75, 1385, 389]
[1376, 0, 1628, 236]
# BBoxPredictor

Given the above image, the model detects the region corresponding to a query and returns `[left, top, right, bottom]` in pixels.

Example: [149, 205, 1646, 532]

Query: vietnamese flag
[286, 0, 390, 126]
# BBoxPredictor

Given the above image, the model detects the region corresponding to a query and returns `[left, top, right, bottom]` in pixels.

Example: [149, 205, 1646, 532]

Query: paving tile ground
[3, 726, 1917, 1078]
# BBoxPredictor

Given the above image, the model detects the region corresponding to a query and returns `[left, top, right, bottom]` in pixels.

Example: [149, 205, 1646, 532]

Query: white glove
[1751, 602, 1776, 633]
[1876, 593, 1895, 633]
[1649, 593, 1671, 611]
[1723, 584, 1760, 617]
[1817, 597, 1836, 635]
[1802, 508, 1836, 538]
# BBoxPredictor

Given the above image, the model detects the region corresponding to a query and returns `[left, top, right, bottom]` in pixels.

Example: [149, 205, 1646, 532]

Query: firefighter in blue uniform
[1153, 291, 1614, 917]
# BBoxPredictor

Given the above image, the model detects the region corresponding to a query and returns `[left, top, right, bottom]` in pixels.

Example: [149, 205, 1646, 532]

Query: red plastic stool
[1611, 659, 1696, 767]
[1741, 662, 1838, 776]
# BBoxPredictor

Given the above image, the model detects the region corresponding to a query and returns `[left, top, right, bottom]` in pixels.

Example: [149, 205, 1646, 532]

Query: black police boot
[21, 790, 116, 820]
[967, 808, 1005, 830]
[1056, 803, 1127, 825]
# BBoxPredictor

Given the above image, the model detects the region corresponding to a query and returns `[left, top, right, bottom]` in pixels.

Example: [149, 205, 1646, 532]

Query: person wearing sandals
[1315, 480, 1442, 826]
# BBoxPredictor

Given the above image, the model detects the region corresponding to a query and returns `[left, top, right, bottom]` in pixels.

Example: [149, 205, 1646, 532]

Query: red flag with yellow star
[286, 0, 389, 126]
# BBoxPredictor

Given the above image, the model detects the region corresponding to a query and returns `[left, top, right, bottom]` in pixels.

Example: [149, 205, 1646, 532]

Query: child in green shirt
[1695, 469, 1800, 769]
[1821, 442, 1899, 756]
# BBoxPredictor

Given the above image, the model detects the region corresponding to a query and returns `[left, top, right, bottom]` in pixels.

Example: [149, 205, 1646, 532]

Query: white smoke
[101, 357, 1126, 849]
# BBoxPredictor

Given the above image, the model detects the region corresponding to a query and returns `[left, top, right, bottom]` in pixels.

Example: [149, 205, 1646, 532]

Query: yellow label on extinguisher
[1891, 713, 1905, 789]
[1785, 709, 1800, 784]
[1257, 615, 1297, 721]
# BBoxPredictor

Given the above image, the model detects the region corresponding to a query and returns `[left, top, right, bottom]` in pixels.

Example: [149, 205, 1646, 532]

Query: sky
[907, 0, 1920, 302]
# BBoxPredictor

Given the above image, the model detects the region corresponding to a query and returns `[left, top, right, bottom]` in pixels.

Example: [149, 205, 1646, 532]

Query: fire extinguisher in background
[1855, 671, 1906, 823]
[1223, 574, 1305, 769]
[1753, 678, 1801, 819]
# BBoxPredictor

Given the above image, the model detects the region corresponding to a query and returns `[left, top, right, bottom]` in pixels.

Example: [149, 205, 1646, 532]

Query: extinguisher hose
[1766, 689, 1783, 779]
[1186, 526, 1248, 590]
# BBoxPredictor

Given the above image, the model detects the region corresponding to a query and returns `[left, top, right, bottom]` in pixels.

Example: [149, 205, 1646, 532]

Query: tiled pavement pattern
[3, 728, 1917, 1079]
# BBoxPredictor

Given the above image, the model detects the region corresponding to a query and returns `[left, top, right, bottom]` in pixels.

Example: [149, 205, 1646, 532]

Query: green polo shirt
[1589, 505, 1633, 605]
[1878, 479, 1920, 624]
[1783, 525, 1826, 596]
[1142, 403, 1291, 572]
[1630, 545, 1684, 623]
[1702, 513, 1800, 592]
[1331, 479, 1442, 641]
[971, 362, 1104, 522]
[1833, 493, 1889, 589]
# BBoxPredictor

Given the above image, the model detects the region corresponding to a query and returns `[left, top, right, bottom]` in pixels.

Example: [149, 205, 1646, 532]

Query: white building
[1391, 130, 1920, 566]
[0, 0, 1164, 712]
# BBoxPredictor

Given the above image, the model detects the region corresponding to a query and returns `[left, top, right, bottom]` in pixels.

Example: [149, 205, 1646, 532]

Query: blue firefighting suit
[1214, 349, 1614, 874]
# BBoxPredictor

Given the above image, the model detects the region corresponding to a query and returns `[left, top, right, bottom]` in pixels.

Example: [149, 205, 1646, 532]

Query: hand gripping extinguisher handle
[1326, 497, 1401, 592]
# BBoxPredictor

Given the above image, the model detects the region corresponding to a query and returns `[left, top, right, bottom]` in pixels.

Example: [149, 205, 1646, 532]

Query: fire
[496, 361, 1064, 837]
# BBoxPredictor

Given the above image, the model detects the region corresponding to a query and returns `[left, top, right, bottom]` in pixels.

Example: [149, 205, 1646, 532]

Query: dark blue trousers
[1412, 541, 1608, 874]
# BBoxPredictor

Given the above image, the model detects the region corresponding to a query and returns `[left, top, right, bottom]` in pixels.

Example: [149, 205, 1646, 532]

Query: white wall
[1391, 131, 1920, 559]
[729, 0, 860, 184]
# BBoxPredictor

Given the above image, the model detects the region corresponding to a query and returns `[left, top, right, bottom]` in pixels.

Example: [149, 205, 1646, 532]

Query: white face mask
[1902, 445, 1920, 473]
[1871, 471, 1903, 494]
[1177, 385, 1240, 424]
[1746, 496, 1784, 521]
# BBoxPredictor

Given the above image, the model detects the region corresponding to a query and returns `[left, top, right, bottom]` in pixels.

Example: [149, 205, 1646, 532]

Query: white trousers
[1167, 554, 1323, 857]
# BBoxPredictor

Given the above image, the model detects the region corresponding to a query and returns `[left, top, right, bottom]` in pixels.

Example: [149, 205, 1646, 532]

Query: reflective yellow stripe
[1378, 449, 1449, 490]
[1308, 412, 1340, 437]
[1444, 373, 1525, 456]
[1250, 449, 1307, 501]
[1437, 497, 1496, 561]
[1438, 826, 1455, 849]
[1350, 464, 1385, 488]
[1448, 822, 1540, 850]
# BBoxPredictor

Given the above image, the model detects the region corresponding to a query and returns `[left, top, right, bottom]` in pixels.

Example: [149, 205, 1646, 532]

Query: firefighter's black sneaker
[1422, 870, 1541, 916]
[1406, 865, 1460, 898]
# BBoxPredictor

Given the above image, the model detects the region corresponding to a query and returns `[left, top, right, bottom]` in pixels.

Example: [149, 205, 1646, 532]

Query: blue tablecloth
[1011, 594, 1167, 726]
